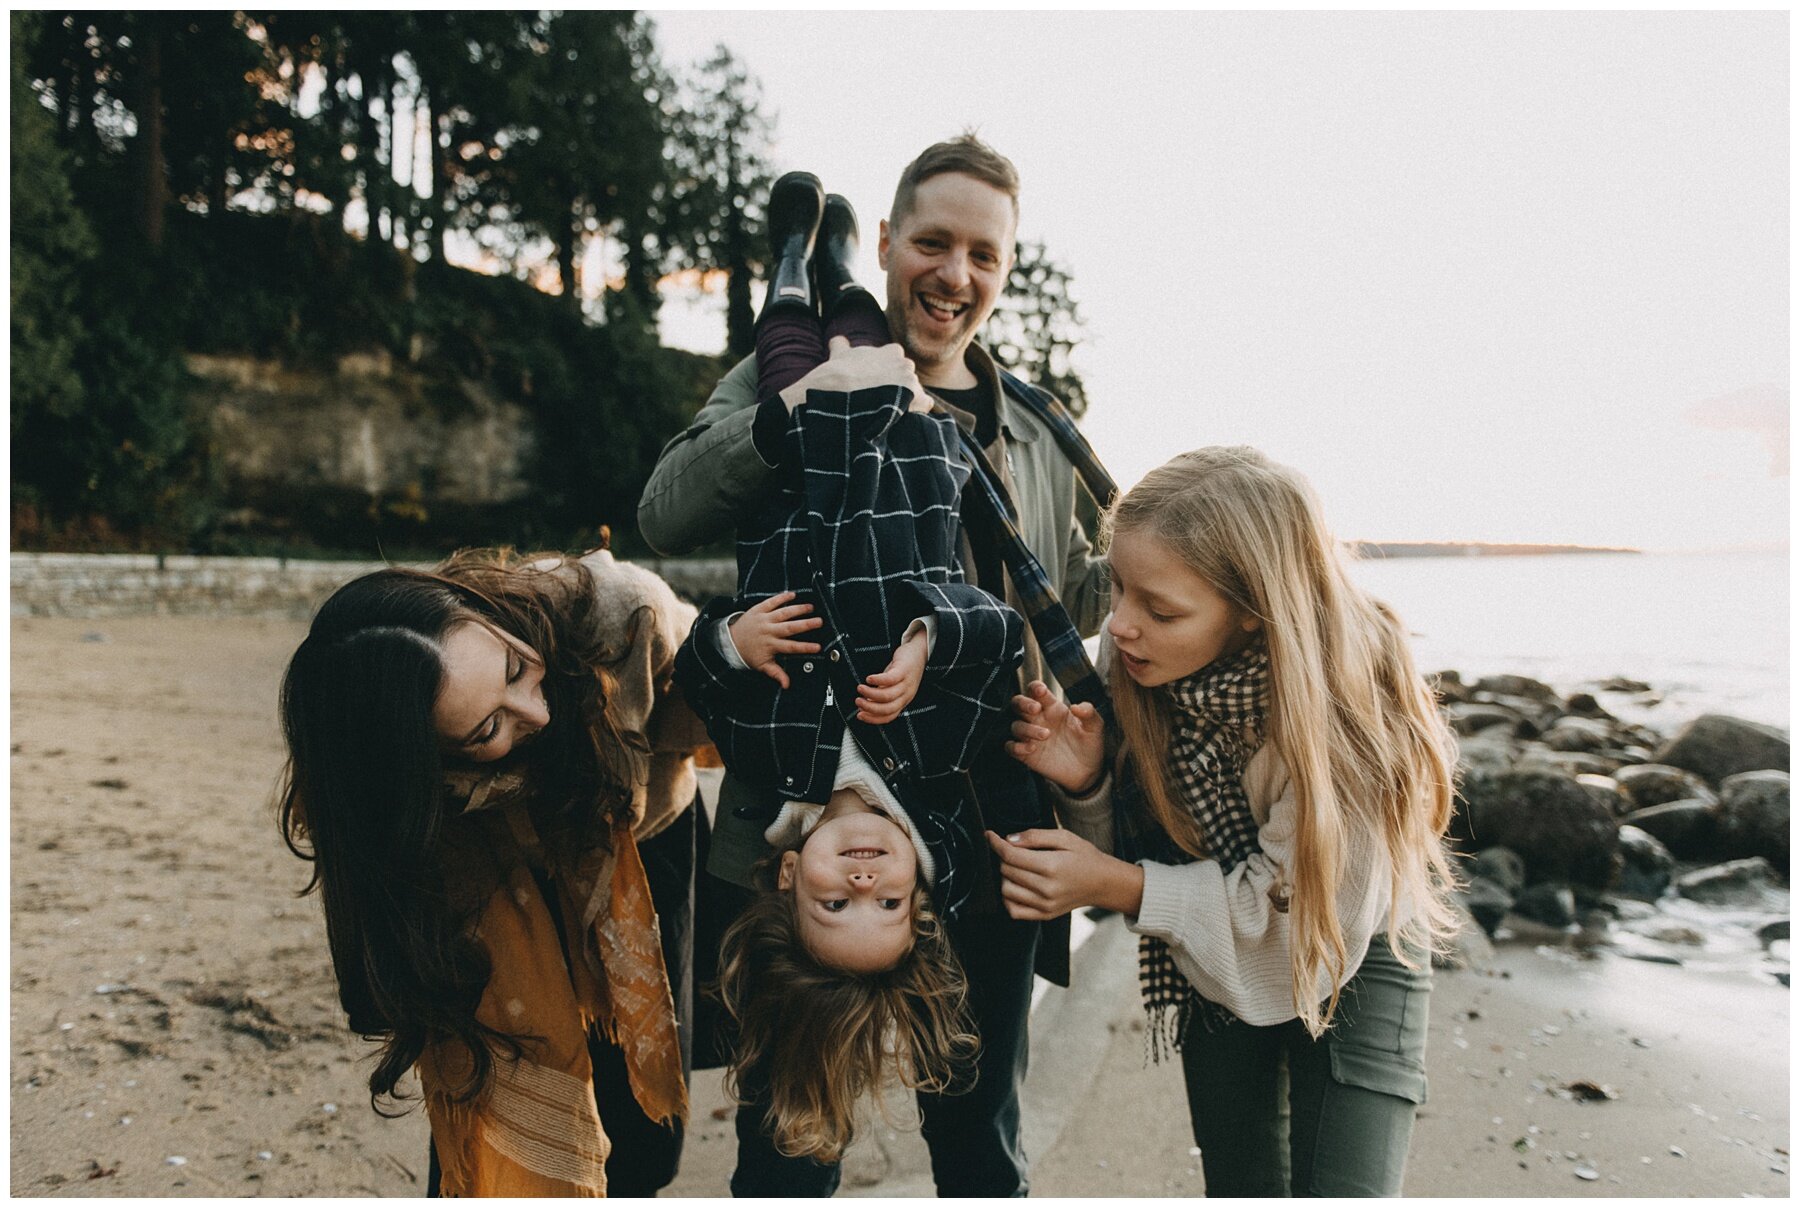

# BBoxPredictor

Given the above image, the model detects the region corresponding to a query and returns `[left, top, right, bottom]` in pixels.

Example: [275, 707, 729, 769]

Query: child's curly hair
[715, 874, 979, 1162]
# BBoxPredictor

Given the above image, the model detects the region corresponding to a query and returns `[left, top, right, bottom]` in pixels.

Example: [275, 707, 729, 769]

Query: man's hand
[778, 336, 929, 414]
[985, 828, 1145, 921]
[727, 591, 823, 689]
[855, 626, 928, 724]
[1006, 680, 1106, 793]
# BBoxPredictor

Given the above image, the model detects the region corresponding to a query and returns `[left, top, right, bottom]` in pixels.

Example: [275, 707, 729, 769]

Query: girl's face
[1105, 528, 1262, 688]
[779, 799, 919, 974]
[432, 620, 550, 763]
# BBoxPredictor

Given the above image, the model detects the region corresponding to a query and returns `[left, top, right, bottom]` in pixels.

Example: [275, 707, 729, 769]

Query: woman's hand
[1005, 680, 1105, 793]
[727, 592, 823, 689]
[985, 828, 1145, 921]
[778, 336, 927, 413]
[855, 626, 927, 724]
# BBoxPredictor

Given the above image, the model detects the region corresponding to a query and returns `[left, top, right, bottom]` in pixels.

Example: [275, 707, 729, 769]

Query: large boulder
[1517, 749, 1624, 778]
[1674, 858, 1785, 909]
[1445, 701, 1531, 737]
[1624, 798, 1718, 861]
[1460, 769, 1620, 889]
[1459, 876, 1514, 938]
[1455, 735, 1518, 780]
[1614, 764, 1718, 811]
[1654, 714, 1789, 784]
[1715, 770, 1789, 872]
[1614, 824, 1674, 899]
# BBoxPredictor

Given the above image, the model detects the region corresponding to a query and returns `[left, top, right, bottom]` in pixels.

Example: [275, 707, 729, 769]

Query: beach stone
[1472, 846, 1527, 895]
[1518, 749, 1624, 778]
[1543, 717, 1616, 753]
[1460, 769, 1620, 889]
[1614, 825, 1674, 899]
[1594, 746, 1653, 768]
[1674, 857, 1784, 909]
[1446, 701, 1530, 737]
[1715, 770, 1789, 872]
[1624, 798, 1719, 861]
[1460, 875, 1513, 938]
[1756, 919, 1789, 945]
[1575, 774, 1629, 817]
[1455, 735, 1517, 779]
[1472, 674, 1562, 706]
[1474, 691, 1562, 731]
[1440, 897, 1496, 968]
[1614, 764, 1718, 811]
[1597, 676, 1653, 694]
[1564, 692, 1616, 721]
[1513, 883, 1578, 928]
[1654, 714, 1789, 784]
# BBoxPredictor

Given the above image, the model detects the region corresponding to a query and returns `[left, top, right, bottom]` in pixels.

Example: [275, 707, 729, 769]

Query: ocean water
[1345, 551, 1789, 731]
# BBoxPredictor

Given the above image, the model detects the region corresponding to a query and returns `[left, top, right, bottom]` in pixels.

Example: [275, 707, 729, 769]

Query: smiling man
[638, 133, 1112, 1198]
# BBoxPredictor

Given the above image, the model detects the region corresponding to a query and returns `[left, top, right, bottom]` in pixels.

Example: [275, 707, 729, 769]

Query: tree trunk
[427, 97, 448, 264]
[559, 211, 581, 320]
[137, 21, 167, 248]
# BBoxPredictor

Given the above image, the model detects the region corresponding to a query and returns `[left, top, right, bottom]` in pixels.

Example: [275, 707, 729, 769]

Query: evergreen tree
[988, 238, 1091, 418]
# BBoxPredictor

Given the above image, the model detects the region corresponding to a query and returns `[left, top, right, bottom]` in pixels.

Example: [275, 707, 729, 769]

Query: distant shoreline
[1350, 541, 1641, 559]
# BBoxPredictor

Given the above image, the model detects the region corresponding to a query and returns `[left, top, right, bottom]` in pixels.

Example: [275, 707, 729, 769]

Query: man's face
[879, 172, 1016, 386]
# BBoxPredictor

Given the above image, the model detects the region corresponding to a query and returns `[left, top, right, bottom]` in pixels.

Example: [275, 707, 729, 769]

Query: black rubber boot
[763, 171, 824, 317]
[816, 193, 877, 322]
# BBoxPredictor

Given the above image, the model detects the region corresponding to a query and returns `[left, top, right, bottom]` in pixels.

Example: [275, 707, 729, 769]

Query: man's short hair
[889, 132, 1021, 227]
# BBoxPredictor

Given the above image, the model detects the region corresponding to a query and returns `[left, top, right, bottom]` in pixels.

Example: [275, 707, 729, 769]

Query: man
[638, 133, 1111, 1197]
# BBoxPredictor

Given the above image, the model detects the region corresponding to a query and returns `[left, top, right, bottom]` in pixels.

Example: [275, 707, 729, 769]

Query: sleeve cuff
[901, 614, 938, 658]
[713, 615, 750, 671]
[1132, 858, 1207, 935]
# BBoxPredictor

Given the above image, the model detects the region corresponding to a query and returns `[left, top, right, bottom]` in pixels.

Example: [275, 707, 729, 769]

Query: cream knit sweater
[1053, 747, 1411, 1027]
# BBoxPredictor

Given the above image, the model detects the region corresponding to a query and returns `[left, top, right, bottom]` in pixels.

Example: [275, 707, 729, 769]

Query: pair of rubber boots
[765, 171, 866, 321]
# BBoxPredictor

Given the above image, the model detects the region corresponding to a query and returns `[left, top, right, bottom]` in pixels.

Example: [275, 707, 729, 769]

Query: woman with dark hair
[277, 544, 707, 1196]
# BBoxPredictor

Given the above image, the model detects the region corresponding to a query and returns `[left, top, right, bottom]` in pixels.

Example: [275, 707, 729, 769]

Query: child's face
[1105, 528, 1262, 688]
[779, 808, 919, 974]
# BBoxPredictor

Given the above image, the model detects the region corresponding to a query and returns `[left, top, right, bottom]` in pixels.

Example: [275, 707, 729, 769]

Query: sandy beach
[9, 615, 1790, 1196]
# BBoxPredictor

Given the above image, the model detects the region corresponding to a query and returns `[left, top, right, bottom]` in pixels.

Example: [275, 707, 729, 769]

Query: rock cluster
[1438, 671, 1789, 942]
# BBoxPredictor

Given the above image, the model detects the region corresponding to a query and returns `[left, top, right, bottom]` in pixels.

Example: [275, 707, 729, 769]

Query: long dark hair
[277, 550, 630, 1111]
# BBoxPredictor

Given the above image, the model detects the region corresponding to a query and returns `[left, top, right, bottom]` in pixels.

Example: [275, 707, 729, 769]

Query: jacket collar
[935, 343, 1042, 445]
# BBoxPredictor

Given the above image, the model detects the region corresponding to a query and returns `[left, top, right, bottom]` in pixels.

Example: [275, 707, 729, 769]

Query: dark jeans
[1180, 936, 1431, 1197]
[426, 800, 706, 1197]
[756, 289, 892, 405]
[729, 903, 1041, 1197]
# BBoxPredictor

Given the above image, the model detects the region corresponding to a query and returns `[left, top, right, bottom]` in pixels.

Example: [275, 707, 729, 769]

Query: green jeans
[1180, 936, 1430, 1197]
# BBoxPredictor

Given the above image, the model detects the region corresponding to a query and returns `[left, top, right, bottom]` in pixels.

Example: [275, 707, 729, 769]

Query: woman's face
[1105, 528, 1261, 688]
[432, 620, 550, 763]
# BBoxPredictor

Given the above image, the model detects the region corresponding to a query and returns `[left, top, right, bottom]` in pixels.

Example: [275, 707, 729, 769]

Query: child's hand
[778, 337, 926, 413]
[1006, 680, 1106, 793]
[855, 626, 928, 724]
[727, 592, 823, 689]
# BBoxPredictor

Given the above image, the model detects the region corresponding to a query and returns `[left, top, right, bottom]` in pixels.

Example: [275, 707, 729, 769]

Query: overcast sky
[647, 10, 1787, 551]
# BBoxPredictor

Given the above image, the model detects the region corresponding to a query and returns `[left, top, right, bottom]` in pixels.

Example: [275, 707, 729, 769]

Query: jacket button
[883, 757, 896, 772]
[785, 775, 794, 785]
[829, 650, 840, 662]
[802, 661, 814, 673]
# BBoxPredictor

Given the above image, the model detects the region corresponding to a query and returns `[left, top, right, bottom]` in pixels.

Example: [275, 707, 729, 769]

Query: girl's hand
[779, 337, 926, 413]
[985, 828, 1145, 920]
[1005, 680, 1105, 793]
[727, 592, 823, 689]
[856, 627, 927, 724]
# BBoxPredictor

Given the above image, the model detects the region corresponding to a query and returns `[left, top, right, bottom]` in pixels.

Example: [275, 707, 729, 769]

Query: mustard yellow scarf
[419, 773, 687, 1196]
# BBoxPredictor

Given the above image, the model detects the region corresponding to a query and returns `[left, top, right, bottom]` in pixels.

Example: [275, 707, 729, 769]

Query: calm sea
[1347, 551, 1789, 731]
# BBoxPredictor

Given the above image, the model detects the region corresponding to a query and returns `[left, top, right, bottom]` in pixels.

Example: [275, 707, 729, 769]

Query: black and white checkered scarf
[1131, 637, 1273, 1056]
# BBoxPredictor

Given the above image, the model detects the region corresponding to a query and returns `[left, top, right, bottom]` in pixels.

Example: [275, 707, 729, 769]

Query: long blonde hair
[1104, 447, 1459, 1036]
[714, 875, 977, 1161]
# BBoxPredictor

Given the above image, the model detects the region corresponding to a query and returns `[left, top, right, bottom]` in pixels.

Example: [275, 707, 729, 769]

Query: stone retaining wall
[10, 553, 738, 620]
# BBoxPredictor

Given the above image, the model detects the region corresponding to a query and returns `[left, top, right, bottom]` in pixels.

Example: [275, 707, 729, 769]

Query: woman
[992, 447, 1460, 1196]
[278, 543, 707, 1196]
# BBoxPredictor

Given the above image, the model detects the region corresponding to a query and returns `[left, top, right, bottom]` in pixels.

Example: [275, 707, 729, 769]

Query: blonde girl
[991, 446, 1458, 1196]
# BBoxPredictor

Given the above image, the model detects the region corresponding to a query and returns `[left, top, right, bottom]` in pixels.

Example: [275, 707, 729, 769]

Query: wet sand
[9, 615, 1790, 1196]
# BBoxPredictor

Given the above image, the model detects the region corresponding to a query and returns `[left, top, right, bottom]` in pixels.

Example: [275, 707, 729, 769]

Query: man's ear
[877, 218, 891, 270]
[777, 849, 798, 891]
